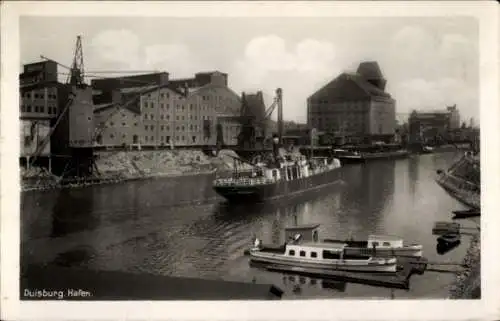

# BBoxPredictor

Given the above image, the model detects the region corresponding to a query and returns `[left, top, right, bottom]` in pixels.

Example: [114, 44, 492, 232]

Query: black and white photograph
[1, 1, 498, 321]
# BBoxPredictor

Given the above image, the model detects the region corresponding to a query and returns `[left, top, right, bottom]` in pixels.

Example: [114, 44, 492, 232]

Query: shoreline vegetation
[21, 149, 253, 192]
[449, 233, 481, 299]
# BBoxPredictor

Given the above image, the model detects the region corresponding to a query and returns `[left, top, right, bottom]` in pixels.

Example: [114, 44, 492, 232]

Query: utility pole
[277, 88, 283, 145]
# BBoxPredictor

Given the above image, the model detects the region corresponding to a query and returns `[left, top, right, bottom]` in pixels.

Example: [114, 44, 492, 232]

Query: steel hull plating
[213, 168, 342, 203]
[249, 251, 397, 273]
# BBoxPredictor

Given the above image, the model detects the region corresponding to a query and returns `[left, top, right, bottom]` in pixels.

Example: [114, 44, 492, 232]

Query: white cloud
[231, 35, 340, 122]
[88, 29, 141, 69]
[88, 29, 200, 77]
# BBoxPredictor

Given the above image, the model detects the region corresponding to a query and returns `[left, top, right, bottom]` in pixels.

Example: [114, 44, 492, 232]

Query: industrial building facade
[307, 61, 396, 144]
[408, 105, 461, 143]
[92, 71, 243, 148]
[19, 61, 60, 159]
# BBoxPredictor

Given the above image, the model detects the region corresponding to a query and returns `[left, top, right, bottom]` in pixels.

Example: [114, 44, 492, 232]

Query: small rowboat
[437, 233, 461, 245]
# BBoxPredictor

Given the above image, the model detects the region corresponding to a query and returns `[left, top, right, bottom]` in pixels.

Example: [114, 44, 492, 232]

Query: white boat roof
[287, 242, 346, 251]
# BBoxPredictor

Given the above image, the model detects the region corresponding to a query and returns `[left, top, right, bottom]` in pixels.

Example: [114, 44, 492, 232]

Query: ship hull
[335, 151, 409, 165]
[249, 251, 397, 273]
[436, 174, 480, 210]
[213, 167, 342, 203]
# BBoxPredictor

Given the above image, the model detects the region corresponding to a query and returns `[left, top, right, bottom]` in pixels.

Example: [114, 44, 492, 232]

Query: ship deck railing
[213, 177, 276, 187]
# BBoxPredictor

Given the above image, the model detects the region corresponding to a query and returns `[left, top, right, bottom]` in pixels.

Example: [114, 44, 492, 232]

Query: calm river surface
[21, 151, 479, 299]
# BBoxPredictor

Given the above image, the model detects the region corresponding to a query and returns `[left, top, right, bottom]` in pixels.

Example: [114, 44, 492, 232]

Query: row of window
[21, 105, 57, 114]
[288, 249, 318, 258]
[143, 101, 220, 112]
[143, 114, 212, 121]
[22, 92, 57, 100]
[143, 124, 201, 131]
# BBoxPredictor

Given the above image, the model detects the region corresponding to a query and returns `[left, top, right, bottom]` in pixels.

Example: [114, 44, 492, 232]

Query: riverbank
[21, 149, 253, 192]
[449, 233, 481, 299]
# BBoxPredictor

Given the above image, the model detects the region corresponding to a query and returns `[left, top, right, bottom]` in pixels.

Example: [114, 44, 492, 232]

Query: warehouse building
[307, 61, 396, 144]
[93, 71, 243, 148]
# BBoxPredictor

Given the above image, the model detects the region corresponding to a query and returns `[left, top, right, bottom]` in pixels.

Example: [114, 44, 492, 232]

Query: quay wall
[449, 233, 481, 299]
[21, 149, 254, 192]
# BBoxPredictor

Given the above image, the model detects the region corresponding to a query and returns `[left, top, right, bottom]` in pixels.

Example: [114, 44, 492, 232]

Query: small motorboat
[437, 233, 461, 245]
[248, 224, 398, 273]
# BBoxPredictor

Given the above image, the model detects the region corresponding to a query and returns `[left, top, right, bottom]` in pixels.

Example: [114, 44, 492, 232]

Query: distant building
[19, 61, 60, 159]
[239, 91, 269, 148]
[307, 61, 396, 144]
[408, 105, 461, 144]
[93, 71, 242, 148]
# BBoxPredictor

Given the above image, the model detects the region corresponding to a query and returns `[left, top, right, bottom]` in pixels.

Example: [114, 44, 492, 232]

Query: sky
[20, 16, 479, 124]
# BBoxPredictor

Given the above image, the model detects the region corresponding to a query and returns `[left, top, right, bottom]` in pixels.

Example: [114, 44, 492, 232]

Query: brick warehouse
[92, 71, 243, 149]
[307, 61, 396, 144]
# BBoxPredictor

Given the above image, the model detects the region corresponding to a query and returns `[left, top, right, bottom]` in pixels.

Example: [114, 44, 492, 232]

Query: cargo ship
[212, 140, 342, 203]
[435, 152, 480, 210]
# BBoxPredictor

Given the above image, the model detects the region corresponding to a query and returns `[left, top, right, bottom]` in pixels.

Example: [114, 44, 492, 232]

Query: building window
[299, 251, 306, 257]
[161, 125, 164, 130]
[166, 136, 170, 143]
[151, 114, 154, 120]
[134, 122, 138, 126]
[176, 116, 179, 120]
[150, 136, 154, 141]
[288, 250, 295, 256]
[110, 134, 114, 139]
[182, 126, 185, 131]
[310, 252, 317, 258]
[27, 105, 32, 112]
[160, 103, 164, 109]
[143, 102, 148, 108]
[166, 104, 170, 109]
[145, 136, 149, 142]
[133, 135, 138, 144]
[160, 115, 164, 120]
[176, 126, 179, 131]
[145, 125, 148, 130]
[122, 122, 126, 126]
[166, 115, 170, 120]
[192, 136, 196, 143]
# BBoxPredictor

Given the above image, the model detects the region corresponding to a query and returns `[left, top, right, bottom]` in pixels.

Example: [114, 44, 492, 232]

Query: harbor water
[21, 151, 479, 299]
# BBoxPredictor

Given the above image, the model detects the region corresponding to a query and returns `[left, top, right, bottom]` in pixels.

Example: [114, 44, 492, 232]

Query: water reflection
[281, 274, 347, 293]
[51, 190, 96, 237]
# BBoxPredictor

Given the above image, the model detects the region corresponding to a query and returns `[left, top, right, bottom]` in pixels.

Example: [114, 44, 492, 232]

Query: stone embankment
[449, 233, 481, 299]
[21, 149, 254, 192]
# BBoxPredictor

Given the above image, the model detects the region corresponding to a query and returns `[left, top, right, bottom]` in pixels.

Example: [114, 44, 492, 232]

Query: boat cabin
[284, 224, 320, 243]
[367, 235, 403, 248]
[284, 242, 348, 260]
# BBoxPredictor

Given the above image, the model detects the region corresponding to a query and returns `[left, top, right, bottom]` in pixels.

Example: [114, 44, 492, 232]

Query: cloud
[393, 77, 477, 120]
[231, 35, 340, 121]
[87, 29, 200, 77]
[88, 29, 141, 69]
